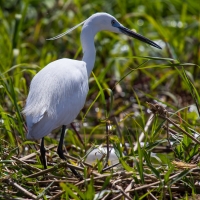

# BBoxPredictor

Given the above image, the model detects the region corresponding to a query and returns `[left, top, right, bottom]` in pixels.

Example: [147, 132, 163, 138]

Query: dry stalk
[19, 144, 56, 161]
[125, 180, 134, 199]
[11, 155, 41, 172]
[25, 162, 84, 178]
[71, 122, 85, 148]
[4, 179, 37, 199]
[113, 184, 132, 200]
[75, 171, 133, 186]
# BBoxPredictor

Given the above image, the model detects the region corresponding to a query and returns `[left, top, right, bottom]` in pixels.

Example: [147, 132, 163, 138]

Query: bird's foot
[57, 147, 82, 180]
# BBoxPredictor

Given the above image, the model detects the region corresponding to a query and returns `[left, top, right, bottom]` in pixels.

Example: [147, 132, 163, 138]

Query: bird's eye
[111, 20, 115, 26]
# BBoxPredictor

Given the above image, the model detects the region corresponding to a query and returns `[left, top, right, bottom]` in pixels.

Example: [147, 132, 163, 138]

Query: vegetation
[0, 0, 200, 199]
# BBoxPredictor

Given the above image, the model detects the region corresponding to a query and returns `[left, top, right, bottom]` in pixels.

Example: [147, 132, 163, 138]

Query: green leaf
[92, 72, 106, 106]
[119, 157, 134, 172]
[169, 170, 190, 186]
[85, 176, 95, 199]
[143, 151, 160, 179]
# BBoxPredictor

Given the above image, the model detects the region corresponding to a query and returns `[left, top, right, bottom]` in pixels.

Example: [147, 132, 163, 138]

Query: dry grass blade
[25, 162, 84, 178]
[4, 179, 37, 199]
[114, 184, 132, 200]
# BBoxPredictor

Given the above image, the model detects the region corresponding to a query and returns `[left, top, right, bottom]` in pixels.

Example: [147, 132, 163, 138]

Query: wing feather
[23, 58, 88, 140]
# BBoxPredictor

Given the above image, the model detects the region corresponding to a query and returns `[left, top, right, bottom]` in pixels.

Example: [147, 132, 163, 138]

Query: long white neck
[81, 24, 97, 77]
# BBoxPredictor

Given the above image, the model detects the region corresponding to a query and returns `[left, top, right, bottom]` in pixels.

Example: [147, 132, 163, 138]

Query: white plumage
[23, 59, 88, 139]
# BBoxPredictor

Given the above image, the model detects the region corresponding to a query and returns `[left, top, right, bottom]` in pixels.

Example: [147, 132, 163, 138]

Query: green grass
[0, 0, 200, 199]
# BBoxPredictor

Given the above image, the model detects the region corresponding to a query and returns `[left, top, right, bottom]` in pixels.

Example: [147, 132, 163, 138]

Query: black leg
[40, 137, 47, 169]
[57, 125, 66, 159]
[57, 125, 82, 179]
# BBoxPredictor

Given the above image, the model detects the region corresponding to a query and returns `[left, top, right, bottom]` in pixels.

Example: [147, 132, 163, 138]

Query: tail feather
[26, 112, 59, 140]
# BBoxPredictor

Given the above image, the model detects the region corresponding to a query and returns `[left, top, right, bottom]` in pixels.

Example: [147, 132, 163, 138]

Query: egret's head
[84, 12, 122, 34]
[84, 12, 161, 49]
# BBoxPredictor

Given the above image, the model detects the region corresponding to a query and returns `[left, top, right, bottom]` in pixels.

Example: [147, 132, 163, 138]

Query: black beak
[119, 26, 162, 49]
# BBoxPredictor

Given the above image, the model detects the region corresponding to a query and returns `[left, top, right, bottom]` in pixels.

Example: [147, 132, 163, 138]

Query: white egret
[23, 12, 161, 171]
